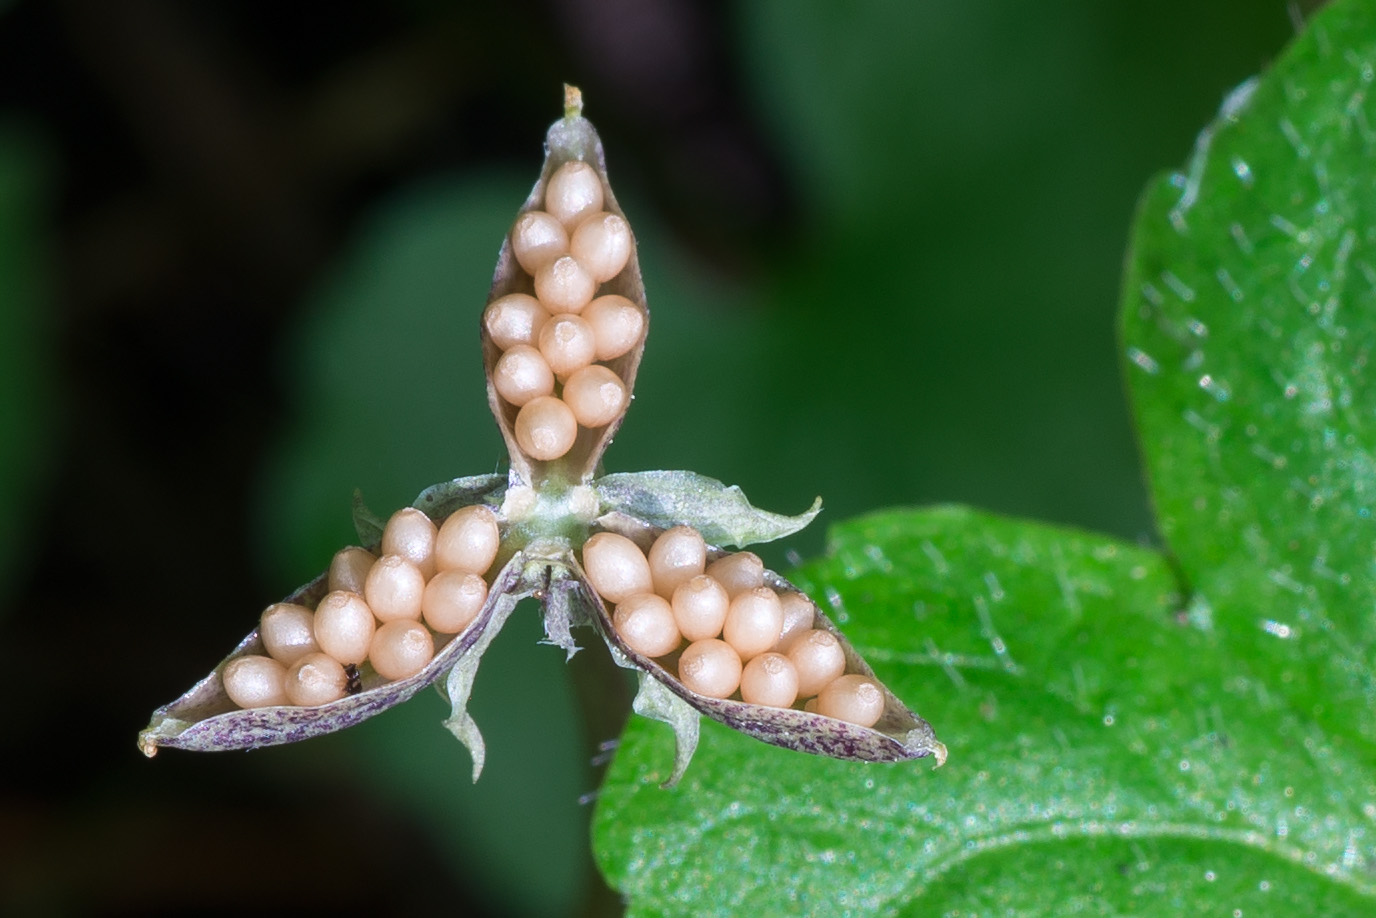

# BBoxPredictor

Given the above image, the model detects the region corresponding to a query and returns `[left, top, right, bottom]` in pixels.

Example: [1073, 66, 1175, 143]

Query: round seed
[435, 504, 500, 575]
[313, 590, 377, 665]
[545, 161, 604, 229]
[284, 652, 348, 706]
[722, 586, 784, 661]
[671, 574, 729, 641]
[510, 210, 569, 274]
[514, 395, 578, 460]
[706, 552, 764, 598]
[381, 507, 438, 579]
[222, 655, 288, 708]
[561, 364, 628, 429]
[369, 619, 435, 681]
[648, 526, 707, 598]
[569, 211, 631, 282]
[787, 628, 848, 698]
[493, 345, 556, 407]
[259, 603, 320, 665]
[423, 569, 487, 634]
[534, 254, 596, 315]
[677, 638, 742, 699]
[772, 592, 816, 653]
[328, 546, 375, 595]
[612, 592, 681, 658]
[740, 652, 800, 708]
[815, 674, 885, 727]
[364, 554, 425, 622]
[538, 314, 597, 377]
[581, 531, 653, 603]
[583, 295, 645, 361]
[484, 293, 550, 350]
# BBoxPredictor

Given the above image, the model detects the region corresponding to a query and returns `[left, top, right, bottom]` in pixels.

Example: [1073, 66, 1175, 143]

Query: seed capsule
[538, 314, 597, 378]
[422, 569, 487, 634]
[772, 592, 816, 653]
[381, 507, 438, 579]
[647, 525, 707, 598]
[671, 574, 730, 641]
[370, 620, 435, 681]
[510, 211, 569, 274]
[677, 638, 742, 699]
[484, 293, 550, 350]
[222, 655, 288, 708]
[545, 160, 604, 229]
[313, 591, 376, 665]
[722, 586, 784, 661]
[259, 603, 320, 666]
[328, 547, 375, 595]
[493, 345, 556, 407]
[740, 652, 799, 708]
[612, 592, 681, 658]
[284, 653, 348, 706]
[534, 254, 597, 315]
[569, 211, 631, 282]
[364, 554, 426, 622]
[514, 396, 578, 460]
[582, 531, 654, 603]
[787, 628, 848, 698]
[434, 505, 500, 575]
[815, 674, 885, 727]
[705, 552, 764, 598]
[583, 295, 645, 361]
[561, 365, 628, 429]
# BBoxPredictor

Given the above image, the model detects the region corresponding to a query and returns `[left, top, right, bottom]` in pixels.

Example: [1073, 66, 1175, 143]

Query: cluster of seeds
[485, 160, 646, 462]
[220, 505, 501, 709]
[582, 526, 887, 727]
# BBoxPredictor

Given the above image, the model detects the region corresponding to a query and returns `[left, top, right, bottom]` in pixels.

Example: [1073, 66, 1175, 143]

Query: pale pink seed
[534, 254, 596, 315]
[545, 161, 604, 229]
[677, 638, 742, 699]
[740, 652, 800, 708]
[705, 552, 764, 598]
[484, 293, 550, 350]
[222, 655, 288, 708]
[671, 574, 730, 641]
[612, 592, 681, 658]
[284, 652, 348, 706]
[328, 546, 376, 595]
[648, 526, 707, 599]
[434, 504, 501, 575]
[510, 210, 569, 274]
[514, 396, 578, 461]
[493, 345, 556, 407]
[581, 531, 653, 604]
[722, 587, 784, 661]
[381, 507, 438, 579]
[787, 629, 848, 698]
[583, 295, 645, 361]
[422, 569, 487, 634]
[772, 592, 817, 653]
[259, 603, 320, 665]
[364, 554, 425, 622]
[537, 314, 597, 377]
[313, 590, 377, 664]
[369, 619, 435, 681]
[561, 365, 628, 429]
[569, 211, 632, 282]
[815, 674, 885, 727]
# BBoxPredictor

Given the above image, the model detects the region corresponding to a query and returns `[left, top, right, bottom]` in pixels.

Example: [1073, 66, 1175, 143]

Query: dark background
[0, 1, 1306, 915]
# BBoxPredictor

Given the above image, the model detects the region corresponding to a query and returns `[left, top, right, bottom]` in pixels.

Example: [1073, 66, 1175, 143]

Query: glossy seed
[537, 314, 597, 377]
[705, 552, 764, 598]
[364, 555, 426, 622]
[222, 655, 288, 708]
[381, 507, 438, 579]
[545, 161, 604, 229]
[677, 638, 742, 699]
[313, 591, 377, 665]
[815, 674, 885, 727]
[422, 569, 487, 634]
[561, 364, 628, 429]
[787, 628, 848, 698]
[370, 619, 435, 681]
[434, 505, 500, 575]
[582, 531, 654, 603]
[259, 603, 320, 666]
[671, 574, 730, 641]
[740, 652, 799, 708]
[484, 293, 550, 350]
[284, 652, 348, 706]
[493, 344, 556, 407]
[534, 254, 597, 315]
[583, 294, 645, 361]
[327, 546, 375, 595]
[510, 210, 569, 274]
[514, 395, 578, 460]
[612, 592, 681, 658]
[722, 586, 784, 661]
[772, 592, 816, 653]
[648, 526, 707, 599]
[569, 211, 631, 282]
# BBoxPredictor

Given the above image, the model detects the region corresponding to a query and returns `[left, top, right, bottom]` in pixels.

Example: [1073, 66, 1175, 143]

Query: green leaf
[1121, 0, 1376, 748]
[595, 508, 1374, 915]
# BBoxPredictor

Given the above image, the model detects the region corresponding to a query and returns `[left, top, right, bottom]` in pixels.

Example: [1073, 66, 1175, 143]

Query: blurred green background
[0, 2, 1305, 915]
